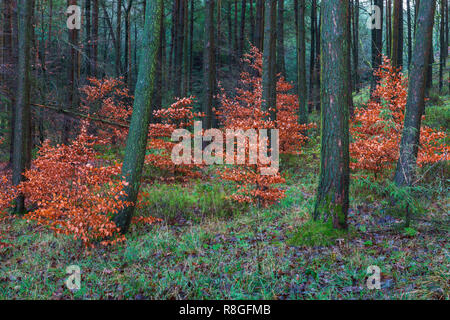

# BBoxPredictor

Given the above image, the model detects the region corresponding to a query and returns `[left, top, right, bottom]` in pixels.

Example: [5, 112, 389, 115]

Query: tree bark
[12, 0, 33, 213]
[203, 0, 216, 129]
[262, 0, 277, 121]
[391, 0, 404, 68]
[394, 0, 436, 187]
[297, 0, 307, 125]
[276, 0, 285, 75]
[314, 0, 350, 230]
[113, 0, 163, 234]
[371, 0, 384, 95]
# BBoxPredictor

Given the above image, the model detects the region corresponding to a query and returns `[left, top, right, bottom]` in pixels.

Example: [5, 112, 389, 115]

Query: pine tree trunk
[203, 0, 216, 129]
[113, 0, 163, 234]
[92, 0, 98, 77]
[239, 0, 246, 58]
[394, 0, 436, 187]
[297, 0, 307, 125]
[314, 0, 350, 230]
[262, 0, 277, 121]
[391, 0, 404, 68]
[371, 0, 384, 95]
[276, 0, 285, 75]
[12, 0, 33, 214]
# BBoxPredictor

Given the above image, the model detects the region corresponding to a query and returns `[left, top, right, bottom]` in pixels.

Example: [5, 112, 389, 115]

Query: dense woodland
[0, 0, 449, 300]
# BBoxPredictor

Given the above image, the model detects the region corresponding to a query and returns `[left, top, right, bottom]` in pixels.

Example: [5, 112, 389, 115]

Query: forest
[0, 0, 448, 301]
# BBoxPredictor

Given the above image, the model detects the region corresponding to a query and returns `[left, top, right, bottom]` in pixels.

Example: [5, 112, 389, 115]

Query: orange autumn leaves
[217, 46, 314, 206]
[18, 126, 130, 247]
[350, 57, 449, 178]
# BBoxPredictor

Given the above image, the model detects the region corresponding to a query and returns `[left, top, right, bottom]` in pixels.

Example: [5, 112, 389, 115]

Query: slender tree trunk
[203, 0, 216, 129]
[114, 0, 163, 234]
[407, 0, 412, 68]
[352, 0, 360, 92]
[115, 0, 122, 77]
[64, 0, 79, 145]
[391, 0, 404, 68]
[394, 0, 436, 187]
[371, 0, 384, 95]
[249, 0, 255, 44]
[314, 0, 350, 230]
[276, 0, 285, 75]
[439, 0, 447, 92]
[85, 0, 91, 76]
[386, 0, 392, 56]
[92, 0, 98, 76]
[12, 0, 33, 214]
[239, 0, 246, 58]
[124, 0, 133, 86]
[297, 0, 307, 125]
[255, 0, 264, 50]
[262, 0, 277, 121]
[309, 0, 317, 112]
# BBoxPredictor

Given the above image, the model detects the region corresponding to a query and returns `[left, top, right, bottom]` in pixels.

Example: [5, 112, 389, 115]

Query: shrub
[350, 57, 449, 178]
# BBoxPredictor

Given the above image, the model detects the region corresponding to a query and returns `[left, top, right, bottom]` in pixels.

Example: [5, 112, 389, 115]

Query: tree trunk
[371, 0, 384, 95]
[92, 0, 98, 76]
[297, 0, 307, 125]
[85, 0, 91, 76]
[255, 0, 264, 50]
[262, 0, 277, 121]
[239, 0, 246, 58]
[115, 0, 122, 77]
[276, 0, 285, 75]
[12, 0, 33, 214]
[439, 0, 447, 92]
[203, 0, 216, 129]
[394, 0, 436, 187]
[391, 0, 404, 68]
[314, 0, 350, 230]
[407, 0, 412, 68]
[113, 0, 163, 234]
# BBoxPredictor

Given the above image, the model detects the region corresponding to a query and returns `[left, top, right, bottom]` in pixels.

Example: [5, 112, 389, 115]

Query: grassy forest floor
[0, 89, 449, 300]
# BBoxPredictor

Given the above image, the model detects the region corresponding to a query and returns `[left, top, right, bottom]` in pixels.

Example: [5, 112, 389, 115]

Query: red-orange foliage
[350, 57, 449, 178]
[18, 125, 131, 247]
[216, 46, 314, 206]
[81, 77, 133, 144]
[0, 175, 14, 249]
[145, 96, 205, 181]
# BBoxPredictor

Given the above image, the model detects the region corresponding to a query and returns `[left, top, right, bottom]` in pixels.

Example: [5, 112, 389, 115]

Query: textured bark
[296, 0, 307, 125]
[85, 0, 91, 76]
[262, 0, 277, 121]
[276, 0, 285, 75]
[203, 0, 216, 129]
[386, 0, 392, 56]
[239, 0, 246, 58]
[371, 0, 384, 95]
[394, 0, 436, 187]
[255, 0, 264, 50]
[314, 0, 350, 230]
[439, 0, 447, 92]
[113, 0, 163, 234]
[12, 0, 33, 213]
[391, 0, 404, 68]
[115, 0, 122, 77]
[407, 0, 412, 68]
[124, 0, 133, 86]
[64, 0, 79, 145]
[92, 0, 98, 76]
[351, 0, 360, 92]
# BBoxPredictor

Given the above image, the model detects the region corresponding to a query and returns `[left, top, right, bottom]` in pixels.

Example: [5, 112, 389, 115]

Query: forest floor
[0, 91, 449, 300]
